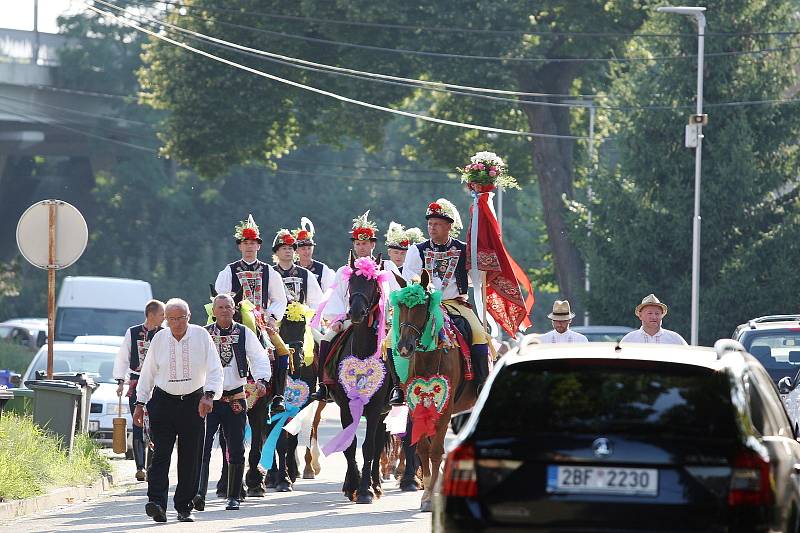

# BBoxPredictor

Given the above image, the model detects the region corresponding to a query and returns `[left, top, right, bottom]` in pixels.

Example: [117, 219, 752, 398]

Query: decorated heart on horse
[338, 355, 386, 401]
[285, 376, 310, 409]
[407, 375, 451, 415]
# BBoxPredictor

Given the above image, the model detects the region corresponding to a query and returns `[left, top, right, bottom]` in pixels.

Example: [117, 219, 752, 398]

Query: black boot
[470, 344, 490, 392]
[310, 382, 334, 403]
[389, 387, 405, 406]
[226, 463, 245, 510]
[271, 362, 288, 414]
[194, 454, 210, 511]
[386, 348, 405, 406]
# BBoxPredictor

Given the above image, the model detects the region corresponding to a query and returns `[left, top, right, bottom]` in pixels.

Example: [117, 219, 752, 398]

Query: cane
[112, 391, 128, 454]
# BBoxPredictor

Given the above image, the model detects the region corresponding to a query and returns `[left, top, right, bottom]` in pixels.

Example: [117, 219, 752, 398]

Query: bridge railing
[0, 28, 69, 67]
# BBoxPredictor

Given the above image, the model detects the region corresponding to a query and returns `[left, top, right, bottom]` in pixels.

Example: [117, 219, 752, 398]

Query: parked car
[434, 341, 800, 532]
[19, 342, 132, 457]
[55, 276, 152, 341]
[73, 335, 125, 347]
[571, 325, 635, 342]
[0, 318, 48, 350]
[732, 315, 800, 385]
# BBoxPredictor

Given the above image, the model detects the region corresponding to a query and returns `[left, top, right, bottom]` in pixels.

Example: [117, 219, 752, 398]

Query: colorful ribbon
[321, 386, 369, 455]
[259, 405, 301, 470]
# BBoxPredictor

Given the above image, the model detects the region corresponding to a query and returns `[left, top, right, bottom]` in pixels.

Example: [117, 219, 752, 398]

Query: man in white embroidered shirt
[538, 300, 589, 344]
[620, 294, 687, 345]
[133, 298, 223, 524]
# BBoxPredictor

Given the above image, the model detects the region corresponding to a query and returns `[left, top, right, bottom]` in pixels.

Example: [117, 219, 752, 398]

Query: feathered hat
[234, 214, 262, 244]
[272, 228, 297, 252]
[293, 217, 316, 247]
[425, 198, 462, 238]
[351, 210, 378, 242]
[385, 222, 424, 250]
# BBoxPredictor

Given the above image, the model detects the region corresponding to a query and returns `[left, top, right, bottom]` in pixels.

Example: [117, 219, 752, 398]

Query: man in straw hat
[538, 300, 588, 344]
[621, 294, 687, 345]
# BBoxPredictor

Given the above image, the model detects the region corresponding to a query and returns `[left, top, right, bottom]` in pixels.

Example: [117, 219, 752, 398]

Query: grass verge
[0, 413, 111, 501]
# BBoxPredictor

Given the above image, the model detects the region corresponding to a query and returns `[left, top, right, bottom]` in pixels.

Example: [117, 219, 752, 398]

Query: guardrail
[0, 28, 68, 67]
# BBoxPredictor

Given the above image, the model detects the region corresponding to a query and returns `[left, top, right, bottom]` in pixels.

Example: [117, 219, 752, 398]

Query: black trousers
[198, 396, 247, 497]
[128, 390, 145, 469]
[146, 387, 205, 513]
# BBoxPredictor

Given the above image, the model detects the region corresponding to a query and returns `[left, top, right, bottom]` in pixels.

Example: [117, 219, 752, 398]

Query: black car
[433, 341, 800, 532]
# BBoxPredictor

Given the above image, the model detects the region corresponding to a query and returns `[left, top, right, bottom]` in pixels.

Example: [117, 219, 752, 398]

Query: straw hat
[547, 300, 575, 321]
[635, 294, 668, 317]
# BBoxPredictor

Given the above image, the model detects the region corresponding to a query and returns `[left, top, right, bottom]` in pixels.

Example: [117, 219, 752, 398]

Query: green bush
[0, 341, 34, 374]
[0, 413, 110, 501]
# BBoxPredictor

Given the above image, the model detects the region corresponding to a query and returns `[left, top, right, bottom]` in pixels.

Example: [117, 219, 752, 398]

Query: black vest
[303, 260, 327, 288]
[275, 263, 310, 304]
[416, 239, 469, 295]
[128, 324, 162, 372]
[228, 260, 270, 311]
[205, 322, 249, 379]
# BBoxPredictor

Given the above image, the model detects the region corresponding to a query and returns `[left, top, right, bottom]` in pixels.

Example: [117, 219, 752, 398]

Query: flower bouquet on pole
[463, 151, 533, 336]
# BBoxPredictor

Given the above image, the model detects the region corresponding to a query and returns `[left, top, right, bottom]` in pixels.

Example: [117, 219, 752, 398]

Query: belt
[220, 386, 245, 402]
[129, 372, 140, 380]
[153, 386, 203, 401]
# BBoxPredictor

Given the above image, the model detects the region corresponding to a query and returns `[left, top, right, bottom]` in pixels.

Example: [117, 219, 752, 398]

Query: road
[4, 404, 432, 532]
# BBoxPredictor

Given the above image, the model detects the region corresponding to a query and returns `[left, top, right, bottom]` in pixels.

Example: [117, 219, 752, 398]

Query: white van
[55, 277, 153, 341]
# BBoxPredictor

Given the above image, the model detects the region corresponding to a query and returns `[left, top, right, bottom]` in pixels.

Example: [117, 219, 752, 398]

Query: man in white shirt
[113, 299, 165, 482]
[538, 300, 589, 344]
[194, 294, 271, 513]
[133, 298, 224, 524]
[294, 217, 336, 292]
[620, 294, 688, 345]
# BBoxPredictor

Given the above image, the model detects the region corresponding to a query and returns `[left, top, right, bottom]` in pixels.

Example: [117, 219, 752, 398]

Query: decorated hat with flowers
[460, 150, 518, 191]
[425, 198, 463, 238]
[386, 222, 425, 250]
[293, 217, 316, 247]
[234, 214, 262, 244]
[351, 210, 378, 242]
[272, 228, 297, 252]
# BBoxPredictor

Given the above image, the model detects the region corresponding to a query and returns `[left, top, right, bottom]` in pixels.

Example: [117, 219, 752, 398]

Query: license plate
[547, 465, 658, 496]
[88, 420, 100, 432]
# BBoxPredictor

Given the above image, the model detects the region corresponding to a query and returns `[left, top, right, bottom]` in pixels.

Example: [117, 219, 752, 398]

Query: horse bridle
[399, 295, 431, 350]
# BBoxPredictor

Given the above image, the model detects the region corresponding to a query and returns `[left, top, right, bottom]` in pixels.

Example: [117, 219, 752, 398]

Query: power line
[0, 93, 153, 126]
[86, 4, 592, 141]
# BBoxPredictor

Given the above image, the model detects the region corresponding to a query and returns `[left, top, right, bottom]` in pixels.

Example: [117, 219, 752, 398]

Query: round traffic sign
[16, 200, 88, 269]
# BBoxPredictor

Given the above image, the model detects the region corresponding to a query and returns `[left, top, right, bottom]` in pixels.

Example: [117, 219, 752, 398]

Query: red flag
[467, 192, 534, 336]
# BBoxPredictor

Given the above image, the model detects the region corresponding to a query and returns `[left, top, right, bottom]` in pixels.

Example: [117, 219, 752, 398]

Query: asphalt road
[4, 404, 432, 533]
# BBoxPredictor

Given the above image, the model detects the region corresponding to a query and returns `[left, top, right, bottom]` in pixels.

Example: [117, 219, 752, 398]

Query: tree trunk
[516, 64, 585, 306]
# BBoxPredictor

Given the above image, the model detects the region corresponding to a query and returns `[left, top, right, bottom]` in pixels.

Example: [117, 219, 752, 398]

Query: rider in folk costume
[195, 294, 271, 512]
[215, 214, 290, 413]
[309, 210, 404, 405]
[272, 229, 324, 310]
[113, 299, 165, 482]
[294, 217, 336, 292]
[385, 222, 424, 275]
[402, 198, 492, 388]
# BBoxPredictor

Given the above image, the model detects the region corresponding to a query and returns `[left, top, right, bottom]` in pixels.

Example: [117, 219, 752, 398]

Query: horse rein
[399, 295, 432, 351]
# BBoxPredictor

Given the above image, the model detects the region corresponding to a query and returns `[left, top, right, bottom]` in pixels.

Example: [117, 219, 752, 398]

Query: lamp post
[657, 6, 706, 346]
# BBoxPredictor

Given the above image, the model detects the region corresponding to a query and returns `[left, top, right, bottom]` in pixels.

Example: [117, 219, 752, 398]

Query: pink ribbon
[371, 270, 393, 359]
[311, 266, 353, 329]
[322, 386, 369, 455]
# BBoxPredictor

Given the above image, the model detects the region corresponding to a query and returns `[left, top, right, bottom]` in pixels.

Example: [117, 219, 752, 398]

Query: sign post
[16, 200, 88, 378]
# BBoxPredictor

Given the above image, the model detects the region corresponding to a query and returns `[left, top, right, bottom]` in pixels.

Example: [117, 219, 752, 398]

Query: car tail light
[728, 449, 774, 507]
[442, 442, 477, 498]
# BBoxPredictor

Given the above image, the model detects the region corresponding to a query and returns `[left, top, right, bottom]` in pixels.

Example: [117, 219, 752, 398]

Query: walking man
[133, 298, 223, 523]
[538, 300, 589, 344]
[113, 299, 165, 481]
[620, 294, 687, 345]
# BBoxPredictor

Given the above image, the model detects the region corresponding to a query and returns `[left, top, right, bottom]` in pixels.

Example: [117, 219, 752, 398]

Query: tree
[137, 0, 656, 305]
[574, 0, 800, 343]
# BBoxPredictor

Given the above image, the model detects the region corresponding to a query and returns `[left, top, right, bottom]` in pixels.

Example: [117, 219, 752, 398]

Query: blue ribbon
[259, 405, 301, 470]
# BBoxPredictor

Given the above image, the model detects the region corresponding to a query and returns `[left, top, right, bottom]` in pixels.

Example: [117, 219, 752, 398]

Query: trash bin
[35, 371, 98, 433]
[4, 387, 34, 416]
[25, 380, 82, 452]
[0, 370, 14, 388]
[0, 386, 13, 421]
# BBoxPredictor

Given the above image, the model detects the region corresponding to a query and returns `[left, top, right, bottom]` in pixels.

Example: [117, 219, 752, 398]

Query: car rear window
[742, 331, 800, 371]
[478, 359, 738, 439]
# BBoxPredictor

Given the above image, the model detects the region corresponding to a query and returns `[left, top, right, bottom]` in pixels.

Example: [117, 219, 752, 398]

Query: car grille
[90, 403, 103, 414]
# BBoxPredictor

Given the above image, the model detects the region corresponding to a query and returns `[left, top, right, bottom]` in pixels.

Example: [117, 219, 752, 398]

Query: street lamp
[657, 6, 706, 346]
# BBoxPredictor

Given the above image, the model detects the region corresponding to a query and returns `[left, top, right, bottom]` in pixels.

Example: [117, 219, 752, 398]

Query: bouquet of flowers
[459, 151, 518, 191]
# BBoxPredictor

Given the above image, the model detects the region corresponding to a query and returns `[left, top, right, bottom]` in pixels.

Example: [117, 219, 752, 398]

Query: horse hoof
[400, 480, 419, 492]
[276, 481, 293, 492]
[373, 485, 384, 498]
[302, 467, 315, 479]
[246, 487, 265, 497]
[345, 490, 357, 502]
[420, 500, 432, 513]
[356, 492, 374, 504]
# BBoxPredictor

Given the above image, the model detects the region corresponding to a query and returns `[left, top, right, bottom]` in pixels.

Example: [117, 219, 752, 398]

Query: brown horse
[393, 271, 477, 512]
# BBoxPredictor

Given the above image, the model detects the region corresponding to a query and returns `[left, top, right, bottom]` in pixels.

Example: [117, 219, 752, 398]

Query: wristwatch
[257, 378, 269, 387]
[203, 391, 215, 400]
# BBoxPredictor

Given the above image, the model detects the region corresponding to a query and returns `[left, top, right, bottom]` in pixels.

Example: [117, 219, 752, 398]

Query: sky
[3, 0, 80, 33]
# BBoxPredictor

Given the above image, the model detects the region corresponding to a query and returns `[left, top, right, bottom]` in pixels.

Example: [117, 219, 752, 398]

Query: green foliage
[0, 342, 34, 374]
[575, 0, 800, 343]
[0, 414, 110, 501]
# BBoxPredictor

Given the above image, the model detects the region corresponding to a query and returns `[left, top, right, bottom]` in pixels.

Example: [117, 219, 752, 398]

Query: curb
[0, 474, 114, 521]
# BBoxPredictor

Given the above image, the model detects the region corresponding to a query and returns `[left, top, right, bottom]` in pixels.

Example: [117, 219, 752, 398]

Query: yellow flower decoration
[285, 301, 311, 322]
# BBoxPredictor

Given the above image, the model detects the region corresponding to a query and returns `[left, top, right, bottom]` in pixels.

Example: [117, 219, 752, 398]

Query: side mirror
[9, 373, 21, 386]
[779, 376, 795, 395]
[790, 351, 800, 364]
[450, 410, 472, 434]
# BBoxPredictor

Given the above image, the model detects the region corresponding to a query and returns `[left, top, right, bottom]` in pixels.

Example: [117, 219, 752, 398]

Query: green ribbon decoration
[390, 284, 444, 354]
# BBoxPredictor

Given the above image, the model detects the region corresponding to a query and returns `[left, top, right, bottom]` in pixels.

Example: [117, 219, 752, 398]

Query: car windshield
[55, 308, 142, 341]
[28, 348, 117, 383]
[742, 331, 800, 371]
[478, 359, 738, 439]
[583, 332, 628, 342]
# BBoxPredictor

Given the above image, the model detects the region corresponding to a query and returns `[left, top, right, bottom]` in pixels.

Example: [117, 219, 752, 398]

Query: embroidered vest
[228, 260, 270, 312]
[276, 264, 310, 304]
[305, 260, 327, 288]
[128, 324, 163, 372]
[416, 239, 468, 295]
[205, 322, 249, 379]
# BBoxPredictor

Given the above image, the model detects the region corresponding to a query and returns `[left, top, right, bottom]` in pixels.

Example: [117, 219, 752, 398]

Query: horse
[392, 270, 478, 512]
[324, 252, 392, 504]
